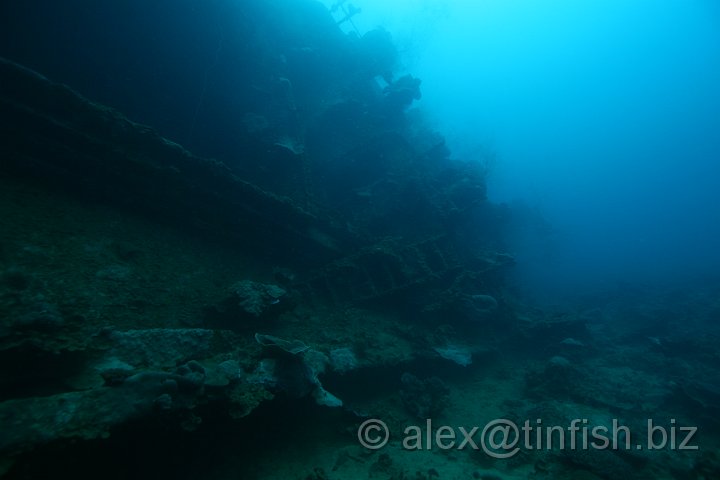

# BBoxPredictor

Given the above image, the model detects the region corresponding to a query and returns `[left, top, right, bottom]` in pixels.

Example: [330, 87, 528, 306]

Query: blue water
[2, 1, 720, 478]
[324, 0, 720, 300]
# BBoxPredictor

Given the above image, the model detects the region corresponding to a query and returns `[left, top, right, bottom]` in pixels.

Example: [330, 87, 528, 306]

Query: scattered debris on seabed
[0, 1, 718, 479]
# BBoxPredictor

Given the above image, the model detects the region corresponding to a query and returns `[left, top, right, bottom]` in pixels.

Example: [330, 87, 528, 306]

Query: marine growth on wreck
[1, 1, 719, 479]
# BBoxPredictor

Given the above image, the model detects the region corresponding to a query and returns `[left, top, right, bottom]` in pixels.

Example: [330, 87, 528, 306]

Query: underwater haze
[4, 0, 720, 478]
[327, 0, 720, 300]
